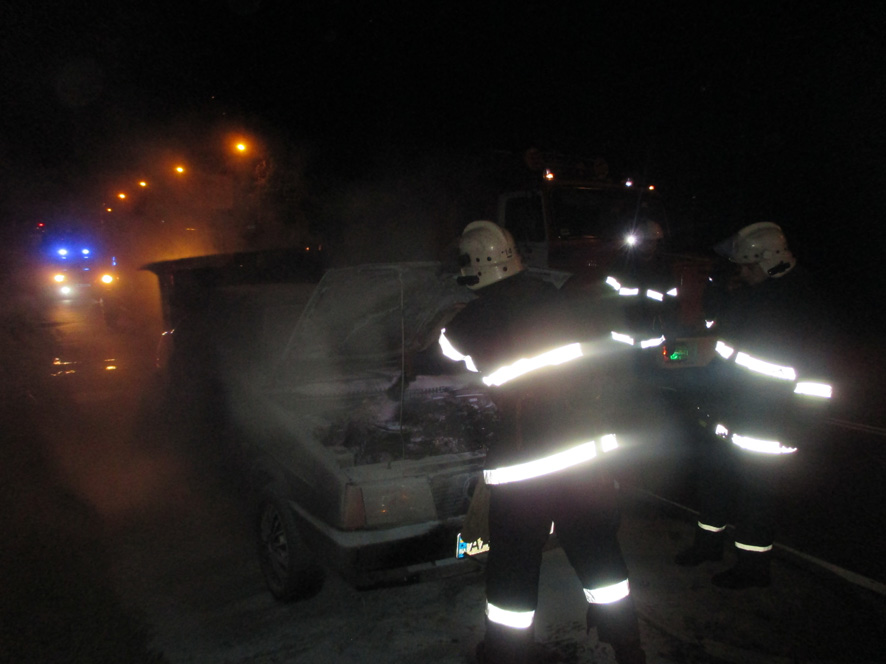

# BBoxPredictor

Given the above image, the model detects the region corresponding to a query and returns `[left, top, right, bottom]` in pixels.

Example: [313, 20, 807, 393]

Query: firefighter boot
[476, 617, 534, 664]
[587, 597, 647, 664]
[674, 525, 724, 566]
[711, 548, 771, 589]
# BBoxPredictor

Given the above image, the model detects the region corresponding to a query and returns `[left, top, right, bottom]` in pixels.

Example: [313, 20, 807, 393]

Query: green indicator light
[669, 348, 689, 361]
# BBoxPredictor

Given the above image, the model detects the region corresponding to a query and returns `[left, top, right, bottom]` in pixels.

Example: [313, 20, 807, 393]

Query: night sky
[2, 2, 886, 308]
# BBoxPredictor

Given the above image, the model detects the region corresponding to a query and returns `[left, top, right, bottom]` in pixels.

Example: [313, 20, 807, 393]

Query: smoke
[319, 149, 473, 268]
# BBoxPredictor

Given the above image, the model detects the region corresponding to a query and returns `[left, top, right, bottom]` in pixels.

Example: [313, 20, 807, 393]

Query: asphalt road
[3, 284, 885, 663]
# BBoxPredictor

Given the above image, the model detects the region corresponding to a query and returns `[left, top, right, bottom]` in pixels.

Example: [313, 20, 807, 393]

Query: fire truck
[489, 149, 711, 334]
[492, 150, 663, 284]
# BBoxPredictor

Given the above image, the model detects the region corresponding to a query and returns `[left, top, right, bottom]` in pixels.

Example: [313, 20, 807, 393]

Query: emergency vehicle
[495, 149, 667, 287]
[492, 149, 712, 341]
[38, 228, 119, 301]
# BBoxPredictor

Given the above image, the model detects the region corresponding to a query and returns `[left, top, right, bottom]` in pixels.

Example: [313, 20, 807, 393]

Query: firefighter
[605, 219, 685, 355]
[674, 222, 832, 589]
[439, 221, 646, 664]
[602, 220, 695, 489]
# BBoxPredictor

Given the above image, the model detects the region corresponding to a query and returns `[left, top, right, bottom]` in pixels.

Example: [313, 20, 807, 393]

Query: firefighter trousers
[483, 463, 640, 661]
[695, 426, 787, 551]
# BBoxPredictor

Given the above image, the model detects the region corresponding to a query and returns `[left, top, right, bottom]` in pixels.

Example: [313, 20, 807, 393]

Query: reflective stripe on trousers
[697, 520, 726, 533]
[584, 578, 630, 604]
[487, 578, 631, 630]
[486, 601, 534, 629]
[697, 521, 772, 554]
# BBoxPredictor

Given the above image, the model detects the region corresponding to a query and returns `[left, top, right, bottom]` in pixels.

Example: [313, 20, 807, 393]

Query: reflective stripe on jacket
[439, 271, 623, 473]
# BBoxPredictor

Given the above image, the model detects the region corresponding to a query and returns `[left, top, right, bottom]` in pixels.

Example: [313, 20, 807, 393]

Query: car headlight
[361, 478, 437, 527]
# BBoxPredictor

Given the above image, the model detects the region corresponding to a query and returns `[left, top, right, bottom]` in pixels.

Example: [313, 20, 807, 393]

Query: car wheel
[256, 486, 326, 601]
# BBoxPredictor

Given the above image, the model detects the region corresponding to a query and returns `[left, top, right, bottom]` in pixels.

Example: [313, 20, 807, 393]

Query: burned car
[146, 252, 497, 600]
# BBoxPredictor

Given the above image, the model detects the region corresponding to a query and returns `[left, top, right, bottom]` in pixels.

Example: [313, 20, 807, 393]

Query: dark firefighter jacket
[441, 271, 622, 476]
[605, 252, 682, 349]
[696, 265, 833, 449]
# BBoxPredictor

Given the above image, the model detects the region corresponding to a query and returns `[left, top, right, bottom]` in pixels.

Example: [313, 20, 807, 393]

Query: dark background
[2, 2, 885, 323]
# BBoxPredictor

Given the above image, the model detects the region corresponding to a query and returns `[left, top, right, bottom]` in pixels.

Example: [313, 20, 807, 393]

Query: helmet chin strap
[767, 261, 791, 277]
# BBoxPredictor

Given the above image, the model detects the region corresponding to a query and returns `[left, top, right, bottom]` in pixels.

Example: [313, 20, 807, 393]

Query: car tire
[256, 486, 326, 601]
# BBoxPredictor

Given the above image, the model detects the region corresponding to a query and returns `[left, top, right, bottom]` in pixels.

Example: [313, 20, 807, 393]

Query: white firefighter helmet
[457, 220, 523, 289]
[715, 221, 796, 278]
[625, 219, 664, 246]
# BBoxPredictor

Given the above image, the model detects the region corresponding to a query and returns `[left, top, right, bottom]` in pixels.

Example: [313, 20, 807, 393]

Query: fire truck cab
[497, 166, 665, 286]
[494, 150, 710, 332]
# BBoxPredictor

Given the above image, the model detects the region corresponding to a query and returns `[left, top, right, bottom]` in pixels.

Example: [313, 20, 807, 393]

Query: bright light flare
[100, 274, 114, 284]
[54, 273, 66, 283]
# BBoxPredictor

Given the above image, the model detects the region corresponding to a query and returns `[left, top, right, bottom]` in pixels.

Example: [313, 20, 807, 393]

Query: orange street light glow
[175, 166, 185, 173]
[118, 193, 126, 199]
[139, 181, 147, 187]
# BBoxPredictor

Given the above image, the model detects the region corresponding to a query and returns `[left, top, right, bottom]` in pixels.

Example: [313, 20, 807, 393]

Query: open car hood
[276, 262, 475, 381]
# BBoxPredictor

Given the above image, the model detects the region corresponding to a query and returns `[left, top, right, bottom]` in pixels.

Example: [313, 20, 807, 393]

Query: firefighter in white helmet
[605, 219, 682, 353]
[602, 218, 700, 489]
[440, 221, 646, 664]
[715, 220, 797, 283]
[674, 222, 832, 589]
